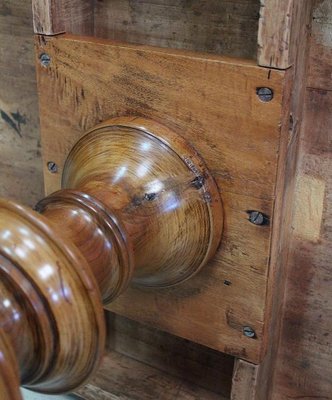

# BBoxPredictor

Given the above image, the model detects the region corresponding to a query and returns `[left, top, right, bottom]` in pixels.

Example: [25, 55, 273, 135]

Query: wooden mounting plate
[35, 34, 289, 364]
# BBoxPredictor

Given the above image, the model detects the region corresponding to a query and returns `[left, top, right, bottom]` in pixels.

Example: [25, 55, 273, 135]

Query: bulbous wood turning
[0, 117, 222, 397]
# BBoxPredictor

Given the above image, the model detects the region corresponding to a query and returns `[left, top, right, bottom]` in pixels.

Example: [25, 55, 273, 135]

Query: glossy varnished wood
[62, 117, 223, 288]
[35, 33, 290, 363]
[0, 199, 106, 394]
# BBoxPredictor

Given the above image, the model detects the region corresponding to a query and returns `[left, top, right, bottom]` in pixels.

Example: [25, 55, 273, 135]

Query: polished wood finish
[0, 199, 106, 394]
[0, 330, 22, 400]
[35, 32, 290, 363]
[0, 116, 222, 395]
[62, 117, 223, 289]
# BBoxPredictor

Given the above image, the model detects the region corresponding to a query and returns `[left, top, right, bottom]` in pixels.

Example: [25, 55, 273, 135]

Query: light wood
[35, 33, 291, 363]
[258, 0, 312, 69]
[32, 0, 94, 35]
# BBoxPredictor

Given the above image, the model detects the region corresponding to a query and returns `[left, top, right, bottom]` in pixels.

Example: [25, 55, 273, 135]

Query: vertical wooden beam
[231, 360, 259, 400]
[242, 2, 314, 399]
[32, 0, 94, 36]
[258, 0, 312, 69]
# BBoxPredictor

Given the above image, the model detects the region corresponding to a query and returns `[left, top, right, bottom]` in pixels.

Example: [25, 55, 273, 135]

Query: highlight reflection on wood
[0, 117, 222, 396]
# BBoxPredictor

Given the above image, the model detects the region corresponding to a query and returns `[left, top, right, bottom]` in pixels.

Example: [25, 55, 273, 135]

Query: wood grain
[307, 0, 332, 90]
[231, 359, 259, 400]
[258, 0, 313, 69]
[32, 0, 94, 35]
[272, 89, 332, 400]
[35, 34, 290, 363]
[0, 0, 43, 207]
[76, 348, 229, 400]
[105, 313, 234, 397]
[93, 0, 260, 59]
[0, 199, 106, 394]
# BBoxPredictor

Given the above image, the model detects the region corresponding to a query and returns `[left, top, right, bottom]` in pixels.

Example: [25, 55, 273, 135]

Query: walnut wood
[0, 116, 222, 396]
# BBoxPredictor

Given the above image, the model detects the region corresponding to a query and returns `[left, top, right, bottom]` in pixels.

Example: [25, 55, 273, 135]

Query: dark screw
[248, 210, 269, 226]
[256, 87, 274, 102]
[40, 53, 51, 67]
[243, 326, 256, 338]
[223, 280, 232, 286]
[144, 192, 157, 201]
[191, 176, 205, 190]
[47, 161, 58, 173]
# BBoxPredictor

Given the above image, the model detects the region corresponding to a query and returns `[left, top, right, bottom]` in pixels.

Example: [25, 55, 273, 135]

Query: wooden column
[32, 0, 94, 35]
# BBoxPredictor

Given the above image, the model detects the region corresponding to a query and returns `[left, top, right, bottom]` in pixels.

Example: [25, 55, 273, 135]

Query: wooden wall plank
[0, 0, 43, 206]
[93, 0, 261, 59]
[32, 0, 94, 35]
[105, 313, 234, 398]
[76, 349, 228, 400]
[307, 0, 332, 90]
[35, 34, 288, 364]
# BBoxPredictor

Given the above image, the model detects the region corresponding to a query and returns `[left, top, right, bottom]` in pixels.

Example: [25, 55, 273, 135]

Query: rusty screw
[248, 210, 269, 226]
[256, 87, 274, 102]
[40, 53, 51, 67]
[47, 161, 58, 174]
[243, 326, 256, 338]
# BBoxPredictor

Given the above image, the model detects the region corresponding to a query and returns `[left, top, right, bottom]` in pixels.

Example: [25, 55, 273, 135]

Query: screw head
[256, 87, 274, 102]
[243, 326, 256, 338]
[40, 53, 51, 67]
[248, 210, 269, 226]
[47, 161, 58, 173]
[144, 192, 157, 201]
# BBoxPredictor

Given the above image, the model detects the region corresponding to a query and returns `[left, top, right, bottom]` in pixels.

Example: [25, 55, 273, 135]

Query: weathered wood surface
[251, 2, 315, 399]
[271, 2, 332, 395]
[0, 0, 43, 206]
[32, 0, 94, 35]
[35, 33, 290, 363]
[231, 359, 259, 400]
[76, 348, 228, 400]
[106, 313, 234, 397]
[258, 0, 313, 69]
[93, 0, 260, 60]
[307, 0, 332, 91]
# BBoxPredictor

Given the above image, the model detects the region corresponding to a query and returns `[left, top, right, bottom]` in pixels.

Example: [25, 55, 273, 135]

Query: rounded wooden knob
[62, 117, 223, 289]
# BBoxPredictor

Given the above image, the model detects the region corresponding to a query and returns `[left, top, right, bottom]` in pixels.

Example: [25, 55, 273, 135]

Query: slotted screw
[40, 53, 51, 67]
[47, 161, 58, 173]
[256, 87, 274, 102]
[243, 326, 256, 338]
[248, 211, 269, 226]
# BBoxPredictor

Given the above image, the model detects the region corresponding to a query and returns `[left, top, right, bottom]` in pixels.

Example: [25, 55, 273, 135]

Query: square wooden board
[35, 34, 288, 363]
